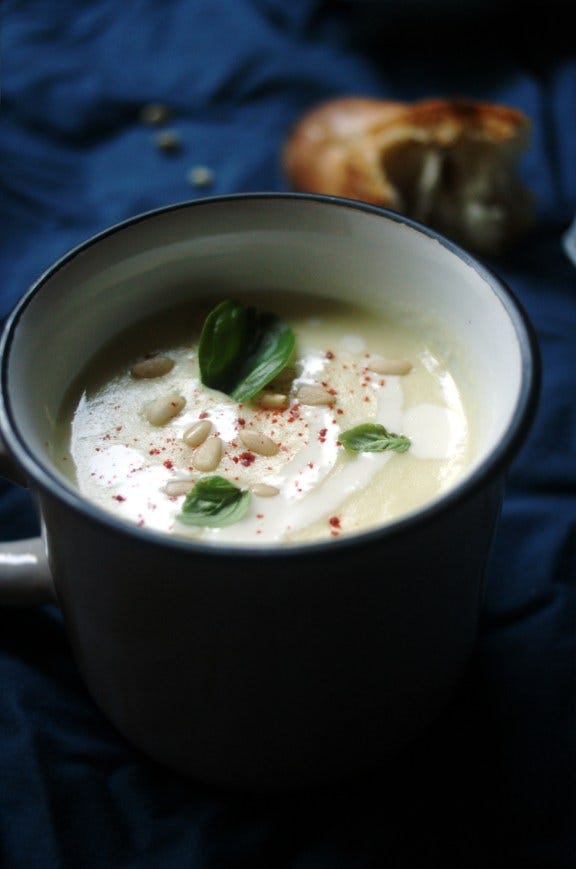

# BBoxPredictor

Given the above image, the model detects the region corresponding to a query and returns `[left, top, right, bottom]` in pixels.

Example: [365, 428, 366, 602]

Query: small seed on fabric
[140, 103, 171, 125]
[187, 165, 214, 187]
[153, 129, 182, 152]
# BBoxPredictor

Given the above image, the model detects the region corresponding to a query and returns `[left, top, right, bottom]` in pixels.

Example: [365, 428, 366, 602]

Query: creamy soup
[55, 293, 475, 545]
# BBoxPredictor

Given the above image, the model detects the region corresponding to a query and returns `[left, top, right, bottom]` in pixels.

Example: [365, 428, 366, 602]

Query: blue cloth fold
[1, 1, 574, 866]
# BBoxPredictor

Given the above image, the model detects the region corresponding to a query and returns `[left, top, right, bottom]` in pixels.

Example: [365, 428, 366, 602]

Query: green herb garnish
[340, 423, 411, 454]
[177, 476, 251, 527]
[198, 299, 295, 402]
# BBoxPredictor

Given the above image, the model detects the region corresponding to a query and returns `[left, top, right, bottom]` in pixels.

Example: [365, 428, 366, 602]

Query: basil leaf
[198, 300, 253, 395]
[177, 475, 251, 527]
[340, 423, 411, 454]
[231, 313, 295, 402]
[198, 300, 295, 402]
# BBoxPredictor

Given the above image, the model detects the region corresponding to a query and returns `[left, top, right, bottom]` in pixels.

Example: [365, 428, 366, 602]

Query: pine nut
[296, 384, 335, 406]
[251, 483, 279, 497]
[192, 436, 223, 472]
[145, 393, 186, 426]
[367, 357, 412, 376]
[131, 355, 175, 378]
[255, 392, 289, 410]
[163, 479, 195, 497]
[239, 430, 279, 457]
[182, 419, 212, 448]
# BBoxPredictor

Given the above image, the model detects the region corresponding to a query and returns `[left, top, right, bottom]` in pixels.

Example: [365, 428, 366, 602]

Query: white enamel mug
[0, 194, 539, 789]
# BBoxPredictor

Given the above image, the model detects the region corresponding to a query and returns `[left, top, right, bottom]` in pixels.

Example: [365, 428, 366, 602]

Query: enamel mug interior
[2, 193, 536, 510]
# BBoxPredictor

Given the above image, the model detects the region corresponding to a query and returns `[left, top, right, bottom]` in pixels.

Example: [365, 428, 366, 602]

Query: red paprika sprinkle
[329, 516, 341, 529]
[325, 350, 335, 359]
[199, 411, 209, 419]
[113, 495, 126, 502]
[239, 451, 256, 467]
[163, 459, 173, 469]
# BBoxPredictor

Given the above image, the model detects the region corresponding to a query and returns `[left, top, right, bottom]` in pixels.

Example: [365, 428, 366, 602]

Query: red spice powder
[325, 350, 335, 359]
[113, 495, 126, 502]
[199, 411, 209, 419]
[329, 516, 341, 529]
[163, 459, 173, 469]
[239, 451, 256, 467]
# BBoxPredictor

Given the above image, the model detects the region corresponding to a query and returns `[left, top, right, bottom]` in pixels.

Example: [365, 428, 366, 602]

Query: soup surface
[55, 292, 475, 545]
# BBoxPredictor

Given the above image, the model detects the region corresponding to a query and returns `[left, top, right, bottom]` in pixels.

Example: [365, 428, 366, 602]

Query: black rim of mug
[0, 192, 541, 558]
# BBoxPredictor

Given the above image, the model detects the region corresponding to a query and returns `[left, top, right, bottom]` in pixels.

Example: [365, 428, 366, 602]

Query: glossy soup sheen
[55, 292, 476, 545]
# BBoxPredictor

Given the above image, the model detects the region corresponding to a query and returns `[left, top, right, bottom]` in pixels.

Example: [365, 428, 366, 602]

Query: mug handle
[0, 437, 56, 605]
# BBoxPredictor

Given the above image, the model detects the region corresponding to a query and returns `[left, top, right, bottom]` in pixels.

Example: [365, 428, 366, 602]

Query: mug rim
[0, 192, 541, 558]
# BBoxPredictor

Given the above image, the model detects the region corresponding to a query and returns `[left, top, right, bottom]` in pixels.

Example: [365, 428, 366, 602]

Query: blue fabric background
[1, 1, 574, 866]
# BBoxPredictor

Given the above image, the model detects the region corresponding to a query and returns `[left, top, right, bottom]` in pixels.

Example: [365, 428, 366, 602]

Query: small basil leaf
[177, 475, 251, 527]
[340, 423, 411, 454]
[198, 300, 295, 402]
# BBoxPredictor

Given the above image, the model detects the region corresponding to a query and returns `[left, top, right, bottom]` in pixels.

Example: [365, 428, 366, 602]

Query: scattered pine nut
[239, 430, 279, 457]
[251, 483, 280, 497]
[296, 384, 335, 406]
[183, 419, 212, 448]
[163, 479, 195, 497]
[145, 393, 186, 426]
[255, 392, 289, 410]
[130, 355, 175, 378]
[367, 357, 412, 376]
[192, 436, 223, 472]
